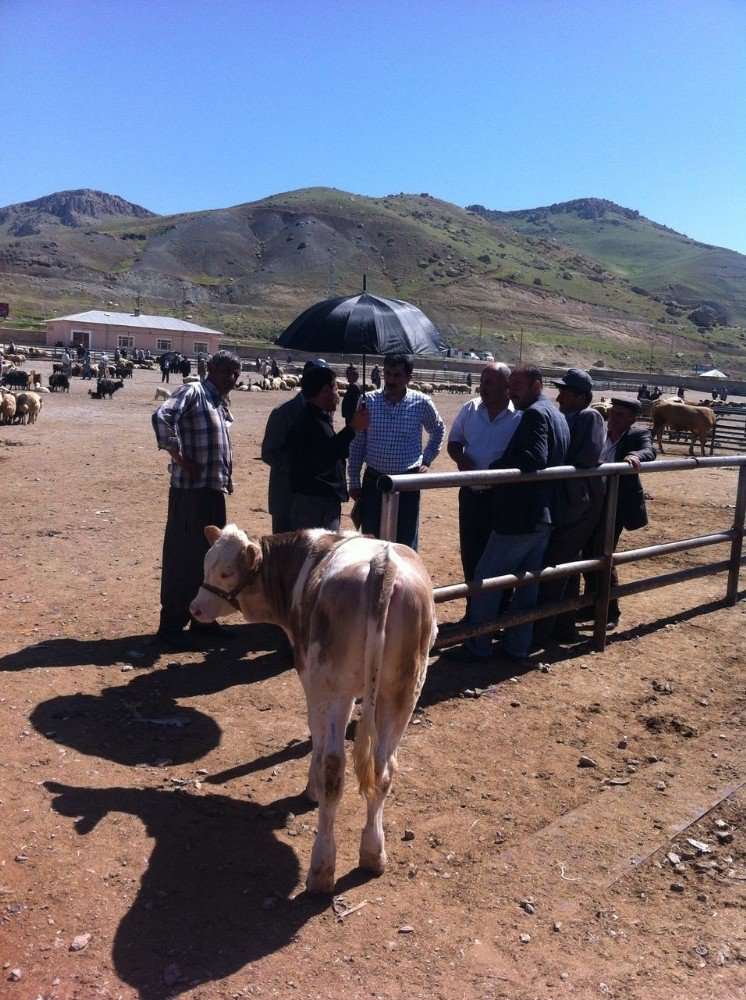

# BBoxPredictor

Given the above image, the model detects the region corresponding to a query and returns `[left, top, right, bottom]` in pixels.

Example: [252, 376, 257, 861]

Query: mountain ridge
[1, 187, 743, 375]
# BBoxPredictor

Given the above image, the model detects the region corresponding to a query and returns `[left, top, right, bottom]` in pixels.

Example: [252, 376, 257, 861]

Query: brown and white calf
[189, 525, 437, 894]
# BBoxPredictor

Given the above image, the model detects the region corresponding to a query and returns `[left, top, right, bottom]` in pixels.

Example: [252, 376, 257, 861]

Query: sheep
[154, 386, 172, 401]
[0, 390, 16, 424]
[15, 390, 42, 424]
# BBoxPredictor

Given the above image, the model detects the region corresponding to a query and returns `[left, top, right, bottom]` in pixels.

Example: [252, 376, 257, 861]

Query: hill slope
[467, 198, 746, 328]
[1, 187, 744, 375]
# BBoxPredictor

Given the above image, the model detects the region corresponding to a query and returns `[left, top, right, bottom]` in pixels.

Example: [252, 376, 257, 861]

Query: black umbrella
[277, 291, 448, 360]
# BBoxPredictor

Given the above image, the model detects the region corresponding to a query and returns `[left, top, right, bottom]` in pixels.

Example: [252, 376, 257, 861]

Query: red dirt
[1, 363, 743, 999]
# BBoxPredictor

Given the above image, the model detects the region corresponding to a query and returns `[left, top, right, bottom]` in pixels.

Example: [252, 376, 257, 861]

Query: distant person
[341, 367, 362, 426]
[61, 349, 72, 373]
[345, 362, 357, 383]
[261, 359, 329, 533]
[649, 386, 662, 401]
[637, 384, 649, 401]
[720, 385, 728, 402]
[82, 351, 93, 380]
[159, 355, 171, 384]
[370, 364, 381, 389]
[9, 340, 16, 354]
[197, 353, 207, 381]
[677, 385, 686, 400]
[114, 347, 122, 363]
[76, 343, 85, 361]
[271, 357, 280, 378]
[348, 353, 445, 550]
[466, 372, 472, 390]
[98, 354, 109, 379]
[286, 365, 370, 530]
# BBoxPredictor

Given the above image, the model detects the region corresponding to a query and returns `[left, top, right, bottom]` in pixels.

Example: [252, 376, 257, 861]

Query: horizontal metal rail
[378, 454, 746, 654]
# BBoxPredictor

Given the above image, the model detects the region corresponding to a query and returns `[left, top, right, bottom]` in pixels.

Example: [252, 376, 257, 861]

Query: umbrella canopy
[697, 368, 727, 378]
[277, 292, 448, 357]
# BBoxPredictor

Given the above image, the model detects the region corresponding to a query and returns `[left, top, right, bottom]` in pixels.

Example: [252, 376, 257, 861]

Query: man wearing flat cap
[584, 396, 656, 628]
[535, 369, 605, 643]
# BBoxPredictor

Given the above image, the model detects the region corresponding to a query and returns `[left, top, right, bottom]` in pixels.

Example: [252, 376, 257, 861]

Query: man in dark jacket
[535, 369, 605, 643]
[464, 365, 570, 663]
[260, 359, 328, 533]
[584, 397, 656, 627]
[287, 365, 369, 530]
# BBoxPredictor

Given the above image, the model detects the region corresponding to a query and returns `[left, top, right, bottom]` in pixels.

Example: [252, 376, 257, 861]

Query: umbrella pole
[362, 353, 366, 392]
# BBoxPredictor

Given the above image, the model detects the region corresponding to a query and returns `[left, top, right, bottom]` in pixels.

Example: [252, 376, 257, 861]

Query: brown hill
[1, 187, 743, 375]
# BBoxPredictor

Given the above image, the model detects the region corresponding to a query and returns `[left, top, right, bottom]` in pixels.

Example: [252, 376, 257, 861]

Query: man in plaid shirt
[349, 353, 445, 550]
[150, 350, 241, 648]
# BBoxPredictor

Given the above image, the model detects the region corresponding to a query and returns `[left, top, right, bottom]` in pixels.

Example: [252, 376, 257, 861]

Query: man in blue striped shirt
[348, 353, 445, 550]
[150, 350, 241, 648]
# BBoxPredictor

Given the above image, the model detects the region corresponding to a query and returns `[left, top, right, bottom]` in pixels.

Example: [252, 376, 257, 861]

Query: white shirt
[448, 398, 522, 470]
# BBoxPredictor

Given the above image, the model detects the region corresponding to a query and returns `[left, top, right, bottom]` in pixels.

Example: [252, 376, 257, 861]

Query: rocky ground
[0, 363, 743, 999]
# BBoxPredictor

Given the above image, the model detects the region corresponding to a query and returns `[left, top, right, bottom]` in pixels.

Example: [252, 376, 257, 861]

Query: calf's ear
[204, 525, 222, 546]
[243, 538, 263, 573]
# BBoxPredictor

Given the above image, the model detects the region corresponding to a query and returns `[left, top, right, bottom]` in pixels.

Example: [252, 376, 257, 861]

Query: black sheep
[90, 378, 124, 399]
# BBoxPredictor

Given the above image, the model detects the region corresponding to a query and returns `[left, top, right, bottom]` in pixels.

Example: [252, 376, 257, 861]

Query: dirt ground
[1, 362, 743, 1000]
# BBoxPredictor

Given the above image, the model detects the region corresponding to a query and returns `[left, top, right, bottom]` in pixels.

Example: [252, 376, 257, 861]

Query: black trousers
[535, 505, 602, 638]
[159, 486, 227, 633]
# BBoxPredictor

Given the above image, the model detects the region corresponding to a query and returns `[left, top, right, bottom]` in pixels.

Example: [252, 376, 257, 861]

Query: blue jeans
[467, 525, 552, 658]
[361, 472, 421, 550]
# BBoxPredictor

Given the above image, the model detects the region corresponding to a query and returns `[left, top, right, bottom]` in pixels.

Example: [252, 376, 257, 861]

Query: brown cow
[189, 525, 437, 894]
[651, 400, 716, 455]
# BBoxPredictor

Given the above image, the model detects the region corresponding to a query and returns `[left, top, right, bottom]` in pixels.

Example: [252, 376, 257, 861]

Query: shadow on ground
[46, 781, 330, 997]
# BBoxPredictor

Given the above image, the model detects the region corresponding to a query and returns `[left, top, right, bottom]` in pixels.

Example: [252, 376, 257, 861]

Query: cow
[651, 400, 717, 455]
[189, 525, 437, 894]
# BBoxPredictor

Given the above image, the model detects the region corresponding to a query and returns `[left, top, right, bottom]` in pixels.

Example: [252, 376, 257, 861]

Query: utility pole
[519, 326, 524, 363]
[478, 316, 483, 353]
[648, 326, 655, 374]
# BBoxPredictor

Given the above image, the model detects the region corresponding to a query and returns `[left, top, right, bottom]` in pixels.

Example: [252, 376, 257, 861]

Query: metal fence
[376, 456, 746, 653]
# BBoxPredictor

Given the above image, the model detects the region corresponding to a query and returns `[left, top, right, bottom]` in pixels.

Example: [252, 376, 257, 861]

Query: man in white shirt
[447, 363, 521, 614]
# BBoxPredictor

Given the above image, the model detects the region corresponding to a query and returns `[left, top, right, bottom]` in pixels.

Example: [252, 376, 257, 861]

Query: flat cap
[610, 397, 642, 416]
[551, 368, 593, 393]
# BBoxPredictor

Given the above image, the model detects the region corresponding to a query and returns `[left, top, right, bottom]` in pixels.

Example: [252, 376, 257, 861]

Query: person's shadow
[45, 781, 324, 997]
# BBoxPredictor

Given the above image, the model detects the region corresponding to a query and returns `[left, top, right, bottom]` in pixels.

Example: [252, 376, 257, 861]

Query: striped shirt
[152, 379, 234, 493]
[348, 388, 445, 490]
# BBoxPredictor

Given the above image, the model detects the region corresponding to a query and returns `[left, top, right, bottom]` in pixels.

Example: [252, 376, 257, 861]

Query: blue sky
[2, 0, 745, 252]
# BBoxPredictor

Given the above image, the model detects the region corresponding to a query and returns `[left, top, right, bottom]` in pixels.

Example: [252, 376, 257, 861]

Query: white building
[45, 310, 221, 356]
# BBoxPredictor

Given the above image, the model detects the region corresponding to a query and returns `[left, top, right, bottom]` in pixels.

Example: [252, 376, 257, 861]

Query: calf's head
[189, 523, 263, 622]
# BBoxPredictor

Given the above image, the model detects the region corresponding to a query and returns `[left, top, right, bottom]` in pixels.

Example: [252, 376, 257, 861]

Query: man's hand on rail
[624, 455, 642, 471]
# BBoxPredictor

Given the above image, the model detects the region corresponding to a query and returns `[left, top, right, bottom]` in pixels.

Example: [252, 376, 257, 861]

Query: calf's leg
[306, 696, 355, 894]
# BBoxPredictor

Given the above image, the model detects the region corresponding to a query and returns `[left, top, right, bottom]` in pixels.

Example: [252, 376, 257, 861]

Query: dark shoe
[190, 620, 227, 635]
[145, 630, 196, 651]
[607, 617, 620, 631]
[550, 625, 584, 644]
[494, 647, 529, 669]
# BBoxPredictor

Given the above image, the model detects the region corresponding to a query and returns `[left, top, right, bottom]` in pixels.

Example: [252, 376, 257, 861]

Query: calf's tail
[353, 546, 398, 800]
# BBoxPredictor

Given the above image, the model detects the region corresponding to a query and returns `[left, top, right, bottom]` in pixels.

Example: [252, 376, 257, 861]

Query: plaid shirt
[348, 388, 445, 490]
[152, 379, 234, 493]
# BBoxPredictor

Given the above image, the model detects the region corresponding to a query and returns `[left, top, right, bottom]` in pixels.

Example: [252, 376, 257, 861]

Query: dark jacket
[561, 407, 606, 526]
[611, 425, 656, 531]
[488, 392, 570, 534]
[287, 402, 355, 502]
[341, 383, 362, 425]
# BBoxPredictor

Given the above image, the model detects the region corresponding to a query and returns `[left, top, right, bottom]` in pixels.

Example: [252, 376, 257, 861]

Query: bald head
[479, 362, 511, 416]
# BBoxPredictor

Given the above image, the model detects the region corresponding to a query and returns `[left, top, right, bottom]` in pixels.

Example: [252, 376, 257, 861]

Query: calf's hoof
[306, 866, 335, 895]
[359, 850, 387, 876]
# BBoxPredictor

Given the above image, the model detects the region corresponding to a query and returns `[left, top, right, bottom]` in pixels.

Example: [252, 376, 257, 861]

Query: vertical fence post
[592, 475, 620, 652]
[726, 464, 746, 605]
[379, 490, 400, 542]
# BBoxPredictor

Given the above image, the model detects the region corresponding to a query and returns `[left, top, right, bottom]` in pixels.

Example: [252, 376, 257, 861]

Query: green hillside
[1, 188, 744, 376]
[467, 198, 746, 327]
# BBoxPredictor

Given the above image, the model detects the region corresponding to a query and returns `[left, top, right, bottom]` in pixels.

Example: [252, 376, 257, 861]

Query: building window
[193, 341, 208, 355]
[118, 335, 134, 349]
[156, 338, 172, 352]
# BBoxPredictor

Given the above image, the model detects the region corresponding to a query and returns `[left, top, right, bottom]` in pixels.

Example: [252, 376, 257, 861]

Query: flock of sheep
[1, 351, 46, 425]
